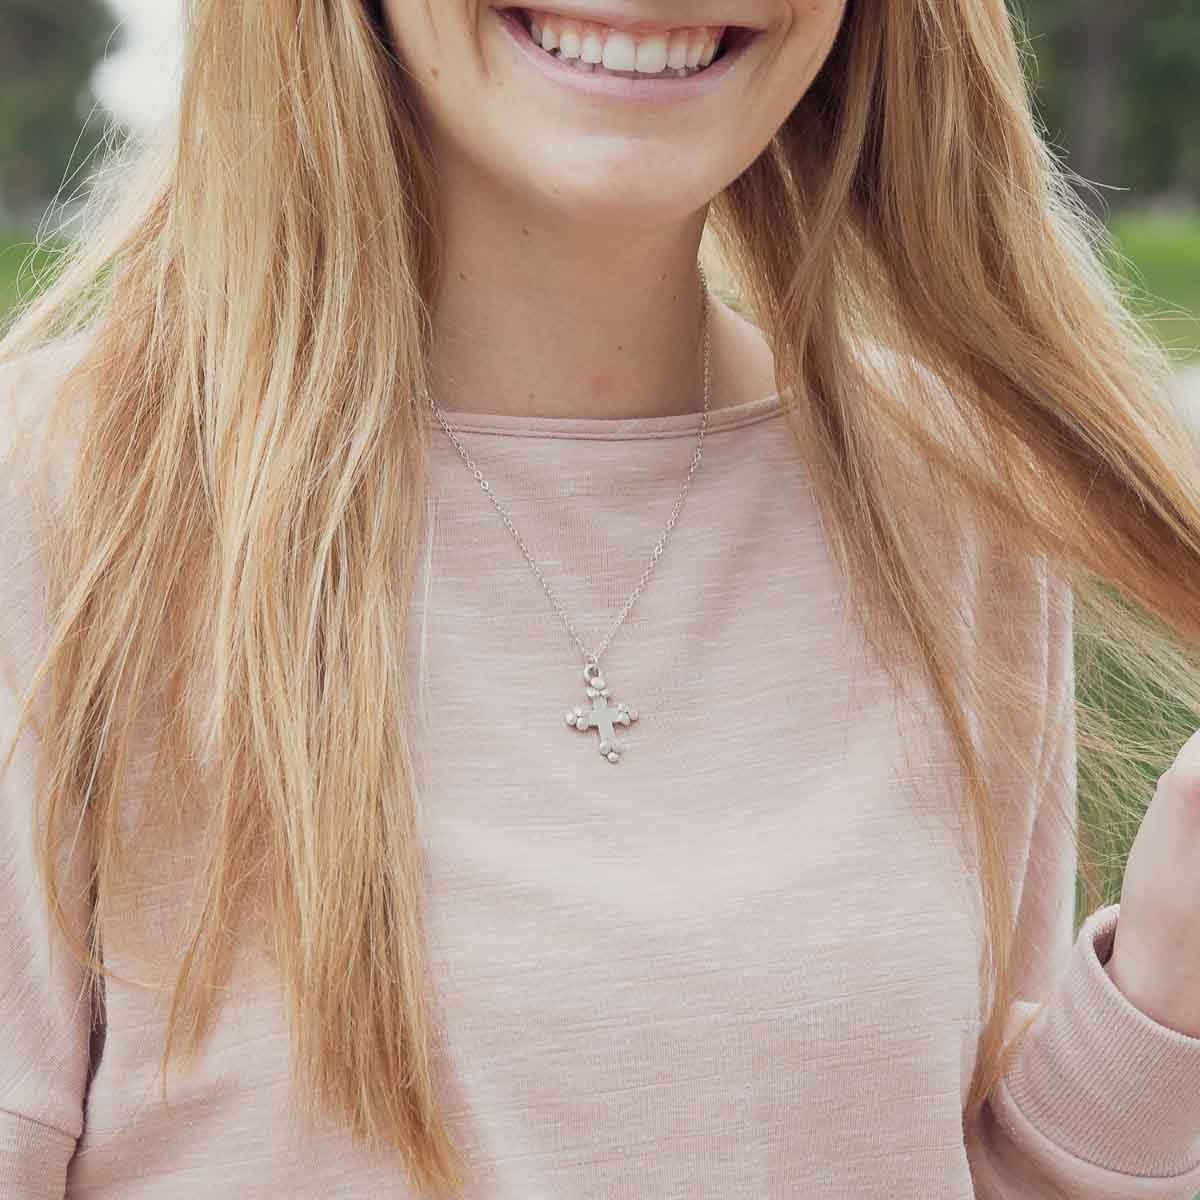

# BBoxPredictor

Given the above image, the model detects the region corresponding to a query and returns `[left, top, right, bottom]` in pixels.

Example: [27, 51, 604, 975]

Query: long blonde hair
[4, 0, 1200, 1192]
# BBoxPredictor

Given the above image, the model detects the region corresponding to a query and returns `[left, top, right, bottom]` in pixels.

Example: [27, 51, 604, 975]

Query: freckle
[521, 227, 531, 237]
[458, 271, 467, 281]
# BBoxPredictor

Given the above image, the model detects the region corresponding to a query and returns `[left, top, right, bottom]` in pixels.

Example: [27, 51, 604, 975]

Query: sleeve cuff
[0, 1108, 76, 1200]
[996, 901, 1200, 1180]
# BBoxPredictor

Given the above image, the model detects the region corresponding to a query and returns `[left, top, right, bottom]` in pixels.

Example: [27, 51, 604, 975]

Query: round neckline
[427, 386, 789, 441]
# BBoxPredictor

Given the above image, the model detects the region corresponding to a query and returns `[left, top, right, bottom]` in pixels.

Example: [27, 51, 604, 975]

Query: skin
[1104, 728, 1200, 1038]
[377, 0, 848, 418]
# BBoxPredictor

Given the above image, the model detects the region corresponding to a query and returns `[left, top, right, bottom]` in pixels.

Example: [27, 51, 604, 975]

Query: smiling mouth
[505, 7, 759, 77]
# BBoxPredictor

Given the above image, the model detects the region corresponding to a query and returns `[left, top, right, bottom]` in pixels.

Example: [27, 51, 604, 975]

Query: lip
[494, 6, 761, 104]
[499, 3, 766, 35]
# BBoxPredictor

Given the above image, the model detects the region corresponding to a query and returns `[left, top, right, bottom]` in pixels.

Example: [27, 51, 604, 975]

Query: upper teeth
[522, 9, 724, 72]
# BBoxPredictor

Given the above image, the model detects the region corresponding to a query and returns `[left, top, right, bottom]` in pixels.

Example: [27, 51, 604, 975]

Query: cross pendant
[564, 661, 639, 763]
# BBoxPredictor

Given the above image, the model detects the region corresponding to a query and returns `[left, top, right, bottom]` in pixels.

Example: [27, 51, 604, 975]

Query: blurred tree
[1013, 0, 1200, 215]
[1123, 7, 1200, 201]
[0, 0, 111, 224]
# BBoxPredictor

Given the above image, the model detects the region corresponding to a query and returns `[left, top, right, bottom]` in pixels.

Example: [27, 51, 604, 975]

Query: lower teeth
[540, 46, 708, 79]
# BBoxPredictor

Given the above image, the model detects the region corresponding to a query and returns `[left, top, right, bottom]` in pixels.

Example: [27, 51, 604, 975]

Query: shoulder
[0, 328, 94, 501]
[0, 329, 96, 683]
[851, 334, 1071, 708]
[0, 332, 102, 1163]
[707, 295, 779, 411]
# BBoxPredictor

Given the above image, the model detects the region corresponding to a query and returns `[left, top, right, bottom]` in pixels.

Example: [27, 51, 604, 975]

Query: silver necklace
[423, 263, 712, 764]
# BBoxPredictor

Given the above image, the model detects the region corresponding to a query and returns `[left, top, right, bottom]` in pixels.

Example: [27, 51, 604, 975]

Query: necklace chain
[422, 263, 712, 674]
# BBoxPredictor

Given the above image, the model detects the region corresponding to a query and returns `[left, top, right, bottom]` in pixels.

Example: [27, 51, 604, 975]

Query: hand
[1103, 727, 1200, 1039]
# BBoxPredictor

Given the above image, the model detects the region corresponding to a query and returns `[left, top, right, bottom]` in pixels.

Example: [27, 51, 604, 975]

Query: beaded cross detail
[564, 662, 639, 763]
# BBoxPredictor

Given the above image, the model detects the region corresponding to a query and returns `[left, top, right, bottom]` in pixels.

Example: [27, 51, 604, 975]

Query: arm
[0, 348, 97, 1199]
[965, 568, 1200, 1199]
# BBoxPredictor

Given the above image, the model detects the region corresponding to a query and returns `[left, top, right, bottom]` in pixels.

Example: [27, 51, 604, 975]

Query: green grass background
[0, 226, 63, 319]
[1107, 211, 1200, 362]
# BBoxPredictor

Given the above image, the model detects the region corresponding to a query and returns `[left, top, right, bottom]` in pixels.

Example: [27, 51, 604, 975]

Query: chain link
[423, 263, 712, 672]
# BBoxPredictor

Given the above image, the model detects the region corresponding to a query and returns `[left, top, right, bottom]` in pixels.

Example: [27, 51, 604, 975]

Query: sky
[90, 0, 184, 133]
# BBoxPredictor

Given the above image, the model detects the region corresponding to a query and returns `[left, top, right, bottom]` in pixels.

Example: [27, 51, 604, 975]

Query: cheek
[375, 2, 485, 128]
[782, 0, 849, 51]
[796, 0, 848, 21]
[770, 0, 849, 93]
[376, 1, 472, 86]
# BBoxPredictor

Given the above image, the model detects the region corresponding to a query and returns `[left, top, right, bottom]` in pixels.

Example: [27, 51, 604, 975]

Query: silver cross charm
[564, 662, 638, 763]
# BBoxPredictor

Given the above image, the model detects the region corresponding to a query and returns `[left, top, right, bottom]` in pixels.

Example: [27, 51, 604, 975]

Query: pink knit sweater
[3, 340, 1200, 1199]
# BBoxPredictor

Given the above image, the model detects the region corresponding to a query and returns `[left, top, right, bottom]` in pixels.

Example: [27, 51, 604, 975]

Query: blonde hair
[4, 0, 1200, 1192]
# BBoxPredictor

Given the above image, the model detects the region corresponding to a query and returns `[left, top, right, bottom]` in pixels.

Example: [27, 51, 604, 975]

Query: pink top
[4, 342, 1200, 1199]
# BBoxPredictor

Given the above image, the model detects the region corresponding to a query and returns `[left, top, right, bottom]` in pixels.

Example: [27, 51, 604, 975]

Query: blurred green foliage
[0, 225, 66, 321]
[1012, 0, 1200, 209]
[0, 2, 111, 220]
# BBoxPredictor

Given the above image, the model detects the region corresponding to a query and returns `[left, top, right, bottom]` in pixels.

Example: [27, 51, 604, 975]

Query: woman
[3, 0, 1200, 1196]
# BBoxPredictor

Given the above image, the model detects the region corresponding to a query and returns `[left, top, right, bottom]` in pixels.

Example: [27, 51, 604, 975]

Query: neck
[425, 175, 723, 421]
